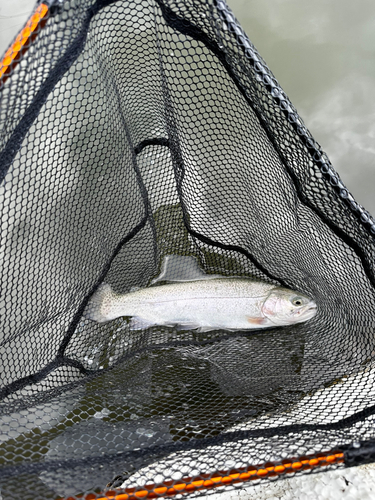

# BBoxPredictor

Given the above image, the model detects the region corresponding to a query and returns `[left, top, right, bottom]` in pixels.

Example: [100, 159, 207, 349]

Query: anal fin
[129, 317, 156, 331]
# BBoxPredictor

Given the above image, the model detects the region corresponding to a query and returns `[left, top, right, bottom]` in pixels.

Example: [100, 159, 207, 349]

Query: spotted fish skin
[84, 278, 317, 332]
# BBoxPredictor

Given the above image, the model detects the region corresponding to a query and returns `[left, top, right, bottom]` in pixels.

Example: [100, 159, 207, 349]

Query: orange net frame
[63, 450, 344, 500]
[0, 3, 49, 88]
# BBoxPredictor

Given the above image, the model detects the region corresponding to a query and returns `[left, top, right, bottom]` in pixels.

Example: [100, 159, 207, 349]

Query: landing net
[1, 0, 375, 498]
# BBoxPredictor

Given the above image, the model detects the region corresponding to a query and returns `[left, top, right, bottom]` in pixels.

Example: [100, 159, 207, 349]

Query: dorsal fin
[151, 254, 223, 284]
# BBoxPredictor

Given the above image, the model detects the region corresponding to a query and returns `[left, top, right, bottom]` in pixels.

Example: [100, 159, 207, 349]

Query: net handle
[64, 450, 344, 500]
[0, 3, 50, 90]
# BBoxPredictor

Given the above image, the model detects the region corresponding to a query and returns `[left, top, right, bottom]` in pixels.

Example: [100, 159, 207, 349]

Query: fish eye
[292, 297, 304, 306]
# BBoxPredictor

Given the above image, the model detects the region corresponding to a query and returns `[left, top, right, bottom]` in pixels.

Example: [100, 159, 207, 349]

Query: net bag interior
[1, 0, 375, 498]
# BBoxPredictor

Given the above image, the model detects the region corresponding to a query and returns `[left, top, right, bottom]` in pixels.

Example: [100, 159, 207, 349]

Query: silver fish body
[84, 278, 317, 331]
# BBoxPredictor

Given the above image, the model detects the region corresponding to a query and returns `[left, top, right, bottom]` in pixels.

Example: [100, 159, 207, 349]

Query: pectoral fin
[246, 316, 268, 325]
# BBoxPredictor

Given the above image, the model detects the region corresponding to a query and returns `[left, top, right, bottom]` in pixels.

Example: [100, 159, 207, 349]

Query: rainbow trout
[84, 277, 316, 332]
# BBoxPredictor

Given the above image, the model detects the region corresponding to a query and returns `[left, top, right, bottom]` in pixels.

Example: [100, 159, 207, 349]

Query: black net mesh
[1, 0, 375, 498]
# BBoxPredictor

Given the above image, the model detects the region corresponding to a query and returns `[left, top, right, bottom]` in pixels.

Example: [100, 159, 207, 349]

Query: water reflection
[227, 0, 375, 215]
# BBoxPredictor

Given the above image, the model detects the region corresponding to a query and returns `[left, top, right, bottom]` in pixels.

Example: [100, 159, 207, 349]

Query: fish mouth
[300, 304, 317, 320]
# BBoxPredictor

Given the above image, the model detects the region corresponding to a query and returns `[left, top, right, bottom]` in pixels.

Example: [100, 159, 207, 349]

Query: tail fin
[84, 283, 116, 323]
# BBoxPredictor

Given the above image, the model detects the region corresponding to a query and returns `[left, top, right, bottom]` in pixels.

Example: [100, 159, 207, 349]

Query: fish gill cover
[0, 0, 375, 498]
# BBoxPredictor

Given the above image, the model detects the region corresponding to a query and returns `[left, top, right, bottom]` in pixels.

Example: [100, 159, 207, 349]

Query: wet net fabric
[1, 0, 375, 498]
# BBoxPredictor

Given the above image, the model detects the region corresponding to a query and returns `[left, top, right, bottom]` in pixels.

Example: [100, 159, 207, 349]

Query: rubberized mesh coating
[1, 0, 375, 498]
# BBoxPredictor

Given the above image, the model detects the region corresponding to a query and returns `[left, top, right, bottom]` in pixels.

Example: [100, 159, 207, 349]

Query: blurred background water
[2, 0, 373, 214]
[226, 0, 375, 216]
